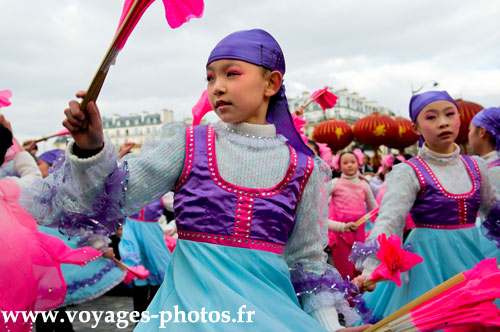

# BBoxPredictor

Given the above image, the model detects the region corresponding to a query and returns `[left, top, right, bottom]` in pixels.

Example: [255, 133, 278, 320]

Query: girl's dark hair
[339, 151, 359, 165]
[0, 124, 13, 165]
[307, 139, 320, 156]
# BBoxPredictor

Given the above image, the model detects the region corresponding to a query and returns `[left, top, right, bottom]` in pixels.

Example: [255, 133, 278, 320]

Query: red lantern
[353, 112, 398, 148]
[454, 99, 484, 144]
[386, 117, 419, 151]
[312, 119, 353, 153]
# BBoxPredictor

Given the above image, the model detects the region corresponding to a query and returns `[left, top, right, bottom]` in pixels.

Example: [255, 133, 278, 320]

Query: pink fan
[80, 0, 204, 121]
[0, 90, 12, 108]
[301, 87, 338, 111]
[364, 233, 423, 287]
[365, 258, 500, 332]
[113, 258, 150, 282]
[34, 128, 71, 143]
[192, 90, 212, 125]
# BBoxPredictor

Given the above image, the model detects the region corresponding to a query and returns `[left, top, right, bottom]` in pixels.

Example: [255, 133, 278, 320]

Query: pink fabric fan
[369, 233, 423, 287]
[115, 0, 204, 50]
[306, 87, 338, 111]
[366, 259, 500, 332]
[164, 235, 177, 253]
[0, 179, 102, 331]
[398, 259, 500, 331]
[80, 0, 204, 119]
[0, 89, 12, 108]
[192, 90, 212, 125]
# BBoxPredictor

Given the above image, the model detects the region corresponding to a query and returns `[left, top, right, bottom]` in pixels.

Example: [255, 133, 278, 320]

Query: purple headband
[206, 29, 314, 157]
[472, 107, 500, 151]
[409, 90, 458, 122]
[38, 149, 64, 165]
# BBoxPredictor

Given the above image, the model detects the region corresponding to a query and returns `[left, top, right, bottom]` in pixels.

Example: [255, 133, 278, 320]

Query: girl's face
[468, 122, 488, 156]
[37, 159, 50, 178]
[206, 59, 280, 124]
[413, 100, 460, 154]
[340, 153, 358, 176]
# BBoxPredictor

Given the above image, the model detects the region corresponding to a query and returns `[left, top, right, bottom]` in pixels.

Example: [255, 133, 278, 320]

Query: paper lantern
[312, 119, 353, 153]
[454, 99, 484, 144]
[386, 117, 419, 151]
[353, 112, 398, 148]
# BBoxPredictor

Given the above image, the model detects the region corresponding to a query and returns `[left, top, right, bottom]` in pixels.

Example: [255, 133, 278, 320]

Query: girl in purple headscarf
[469, 107, 500, 258]
[351, 91, 500, 322]
[23, 29, 369, 331]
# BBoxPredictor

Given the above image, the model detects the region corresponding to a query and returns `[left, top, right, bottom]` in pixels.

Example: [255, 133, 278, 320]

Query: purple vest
[173, 125, 314, 254]
[488, 158, 500, 169]
[406, 155, 481, 229]
[129, 199, 164, 222]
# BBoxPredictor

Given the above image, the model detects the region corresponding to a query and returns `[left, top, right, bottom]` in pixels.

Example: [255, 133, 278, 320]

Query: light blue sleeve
[20, 122, 186, 235]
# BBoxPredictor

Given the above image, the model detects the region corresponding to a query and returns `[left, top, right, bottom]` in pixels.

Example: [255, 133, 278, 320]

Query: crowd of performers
[1, 29, 500, 332]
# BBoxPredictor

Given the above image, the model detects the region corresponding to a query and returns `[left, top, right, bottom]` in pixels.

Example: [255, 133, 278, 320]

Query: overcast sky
[1, 0, 499, 150]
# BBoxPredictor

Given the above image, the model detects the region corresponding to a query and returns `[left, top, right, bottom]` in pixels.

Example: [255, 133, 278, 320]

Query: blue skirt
[119, 217, 172, 286]
[38, 226, 126, 306]
[134, 240, 327, 331]
[362, 226, 500, 322]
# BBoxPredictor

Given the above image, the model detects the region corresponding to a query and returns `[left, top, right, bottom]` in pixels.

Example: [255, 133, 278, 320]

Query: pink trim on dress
[206, 126, 299, 197]
[415, 156, 478, 200]
[297, 156, 314, 201]
[233, 195, 254, 239]
[177, 230, 285, 254]
[406, 159, 426, 193]
[174, 126, 195, 191]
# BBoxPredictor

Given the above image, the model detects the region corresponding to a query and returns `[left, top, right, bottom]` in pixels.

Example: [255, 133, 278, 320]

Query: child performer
[328, 152, 377, 279]
[23, 29, 369, 331]
[351, 91, 500, 321]
[119, 197, 172, 313]
[468, 107, 500, 258]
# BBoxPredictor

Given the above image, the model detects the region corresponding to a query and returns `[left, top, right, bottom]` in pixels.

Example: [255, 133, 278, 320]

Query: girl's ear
[264, 71, 283, 98]
[478, 126, 488, 139]
[412, 122, 421, 136]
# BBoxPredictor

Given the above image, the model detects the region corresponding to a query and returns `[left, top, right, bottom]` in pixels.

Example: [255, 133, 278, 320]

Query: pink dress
[0, 179, 102, 331]
[328, 177, 368, 279]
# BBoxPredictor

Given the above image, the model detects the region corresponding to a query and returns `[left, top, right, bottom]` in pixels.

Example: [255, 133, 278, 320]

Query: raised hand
[63, 91, 104, 151]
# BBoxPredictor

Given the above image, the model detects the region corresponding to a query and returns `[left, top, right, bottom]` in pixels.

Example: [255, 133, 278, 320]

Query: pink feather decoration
[332, 154, 340, 170]
[317, 142, 332, 166]
[309, 87, 338, 111]
[370, 233, 423, 287]
[353, 148, 364, 166]
[291, 113, 308, 144]
[192, 90, 212, 126]
[381, 154, 395, 168]
[0, 90, 12, 108]
[115, 0, 204, 50]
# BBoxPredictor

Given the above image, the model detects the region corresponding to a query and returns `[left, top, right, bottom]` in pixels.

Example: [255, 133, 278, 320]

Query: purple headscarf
[409, 90, 458, 122]
[38, 149, 64, 166]
[206, 29, 314, 157]
[472, 107, 500, 151]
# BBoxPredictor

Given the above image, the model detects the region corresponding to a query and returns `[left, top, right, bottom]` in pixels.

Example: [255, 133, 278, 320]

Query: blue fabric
[361, 226, 499, 322]
[134, 240, 327, 331]
[119, 217, 172, 286]
[38, 226, 125, 306]
[206, 29, 314, 157]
